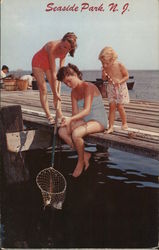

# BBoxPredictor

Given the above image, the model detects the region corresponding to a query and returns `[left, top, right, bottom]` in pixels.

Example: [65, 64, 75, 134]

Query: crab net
[36, 167, 67, 210]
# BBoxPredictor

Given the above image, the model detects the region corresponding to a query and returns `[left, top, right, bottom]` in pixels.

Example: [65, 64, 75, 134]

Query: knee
[70, 121, 76, 132]
[39, 84, 47, 95]
[117, 104, 123, 111]
[72, 129, 80, 141]
[58, 127, 65, 138]
[110, 104, 116, 112]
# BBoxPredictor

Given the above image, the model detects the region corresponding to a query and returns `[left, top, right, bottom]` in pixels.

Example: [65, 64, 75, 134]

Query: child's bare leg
[107, 102, 116, 133]
[117, 104, 128, 130]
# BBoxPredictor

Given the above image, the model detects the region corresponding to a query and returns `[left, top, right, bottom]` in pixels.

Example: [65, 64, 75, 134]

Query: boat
[126, 76, 135, 90]
[95, 76, 135, 90]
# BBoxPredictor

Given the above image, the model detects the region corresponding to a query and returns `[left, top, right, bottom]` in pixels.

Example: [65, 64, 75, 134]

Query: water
[1, 70, 159, 248]
[11, 69, 159, 101]
[1, 146, 159, 248]
[82, 70, 159, 101]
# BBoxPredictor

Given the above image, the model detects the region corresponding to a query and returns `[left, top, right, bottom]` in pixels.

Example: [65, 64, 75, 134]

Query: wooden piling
[0, 105, 30, 184]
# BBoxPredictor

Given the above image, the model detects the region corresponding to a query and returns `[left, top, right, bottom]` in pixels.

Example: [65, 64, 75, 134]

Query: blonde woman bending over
[32, 32, 77, 124]
[99, 47, 129, 133]
[57, 64, 108, 177]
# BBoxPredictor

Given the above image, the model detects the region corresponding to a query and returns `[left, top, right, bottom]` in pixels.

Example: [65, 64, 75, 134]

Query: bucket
[17, 79, 28, 91]
[3, 79, 17, 91]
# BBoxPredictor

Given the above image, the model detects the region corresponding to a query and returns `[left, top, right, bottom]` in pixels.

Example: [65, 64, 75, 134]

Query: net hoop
[36, 167, 67, 209]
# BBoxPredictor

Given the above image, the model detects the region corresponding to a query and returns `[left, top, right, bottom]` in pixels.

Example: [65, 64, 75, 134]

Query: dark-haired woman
[57, 64, 108, 177]
[32, 32, 77, 124]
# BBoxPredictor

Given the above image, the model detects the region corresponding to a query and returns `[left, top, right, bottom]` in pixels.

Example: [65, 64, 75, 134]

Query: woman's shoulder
[83, 81, 94, 89]
[83, 82, 98, 96]
[44, 40, 58, 51]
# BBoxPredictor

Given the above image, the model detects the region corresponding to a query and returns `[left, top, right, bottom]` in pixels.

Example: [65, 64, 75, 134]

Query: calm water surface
[1, 144, 159, 248]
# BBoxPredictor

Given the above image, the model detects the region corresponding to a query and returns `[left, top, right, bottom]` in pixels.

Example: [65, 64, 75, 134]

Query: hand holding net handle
[102, 69, 115, 85]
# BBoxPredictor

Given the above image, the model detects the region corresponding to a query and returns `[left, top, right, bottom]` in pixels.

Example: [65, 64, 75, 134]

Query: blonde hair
[98, 47, 118, 63]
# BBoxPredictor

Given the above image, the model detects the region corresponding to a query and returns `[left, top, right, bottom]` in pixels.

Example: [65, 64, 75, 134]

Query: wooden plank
[5, 126, 159, 160]
[2, 99, 159, 123]
[6, 129, 52, 152]
[1, 101, 158, 131]
[1, 91, 159, 161]
[114, 120, 159, 133]
[85, 133, 159, 160]
[114, 125, 159, 138]
[2, 94, 159, 118]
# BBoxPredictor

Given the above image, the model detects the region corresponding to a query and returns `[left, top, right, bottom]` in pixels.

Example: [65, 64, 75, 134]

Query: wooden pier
[1, 90, 159, 161]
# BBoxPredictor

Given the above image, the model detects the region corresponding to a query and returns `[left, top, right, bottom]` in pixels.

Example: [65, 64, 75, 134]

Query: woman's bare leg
[107, 102, 116, 133]
[72, 121, 104, 177]
[46, 70, 63, 119]
[58, 126, 74, 149]
[32, 67, 51, 119]
[84, 151, 91, 170]
[117, 103, 128, 129]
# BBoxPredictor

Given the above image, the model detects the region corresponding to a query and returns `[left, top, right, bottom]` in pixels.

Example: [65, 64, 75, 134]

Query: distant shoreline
[10, 69, 159, 73]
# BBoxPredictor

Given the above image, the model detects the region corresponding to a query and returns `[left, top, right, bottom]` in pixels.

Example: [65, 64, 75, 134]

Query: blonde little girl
[98, 46, 129, 133]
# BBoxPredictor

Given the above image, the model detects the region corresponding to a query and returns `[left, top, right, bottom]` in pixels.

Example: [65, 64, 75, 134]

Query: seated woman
[57, 64, 108, 177]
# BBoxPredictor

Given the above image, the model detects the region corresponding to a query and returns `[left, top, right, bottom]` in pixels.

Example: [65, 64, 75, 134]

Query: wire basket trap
[36, 167, 67, 210]
[36, 81, 67, 210]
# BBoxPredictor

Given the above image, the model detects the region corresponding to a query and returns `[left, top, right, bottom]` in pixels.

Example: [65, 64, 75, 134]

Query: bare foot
[122, 124, 128, 130]
[106, 127, 114, 134]
[72, 161, 84, 177]
[84, 152, 91, 171]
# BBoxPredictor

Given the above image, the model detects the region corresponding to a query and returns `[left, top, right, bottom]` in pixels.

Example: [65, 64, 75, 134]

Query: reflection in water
[1, 145, 159, 248]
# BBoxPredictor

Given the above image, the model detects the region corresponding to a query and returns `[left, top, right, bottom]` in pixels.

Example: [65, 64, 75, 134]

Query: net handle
[103, 70, 115, 85]
[51, 81, 61, 168]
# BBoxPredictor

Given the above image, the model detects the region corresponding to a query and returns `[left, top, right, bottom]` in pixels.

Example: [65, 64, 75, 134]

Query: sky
[1, 0, 159, 71]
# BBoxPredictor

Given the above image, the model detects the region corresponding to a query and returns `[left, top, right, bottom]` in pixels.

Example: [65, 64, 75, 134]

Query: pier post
[0, 105, 30, 184]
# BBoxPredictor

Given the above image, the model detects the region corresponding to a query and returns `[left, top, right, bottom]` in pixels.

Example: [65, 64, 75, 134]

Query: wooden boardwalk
[1, 89, 159, 160]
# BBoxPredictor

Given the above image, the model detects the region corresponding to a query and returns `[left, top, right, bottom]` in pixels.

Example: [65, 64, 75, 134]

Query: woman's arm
[71, 85, 93, 121]
[59, 57, 65, 68]
[71, 91, 79, 116]
[61, 85, 94, 129]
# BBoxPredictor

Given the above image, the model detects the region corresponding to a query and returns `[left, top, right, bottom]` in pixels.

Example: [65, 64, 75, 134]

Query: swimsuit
[77, 95, 108, 129]
[32, 47, 50, 71]
[107, 82, 129, 104]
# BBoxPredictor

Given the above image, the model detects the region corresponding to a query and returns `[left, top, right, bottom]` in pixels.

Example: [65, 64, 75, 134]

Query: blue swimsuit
[77, 95, 108, 129]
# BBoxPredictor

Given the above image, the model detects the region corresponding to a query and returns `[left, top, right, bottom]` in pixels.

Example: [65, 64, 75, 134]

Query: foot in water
[84, 151, 91, 171]
[72, 161, 84, 178]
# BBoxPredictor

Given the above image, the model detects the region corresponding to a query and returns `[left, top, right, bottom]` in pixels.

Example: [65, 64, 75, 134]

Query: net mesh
[36, 167, 67, 209]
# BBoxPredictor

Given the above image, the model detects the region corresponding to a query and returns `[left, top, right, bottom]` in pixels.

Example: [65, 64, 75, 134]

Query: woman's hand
[60, 117, 72, 134]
